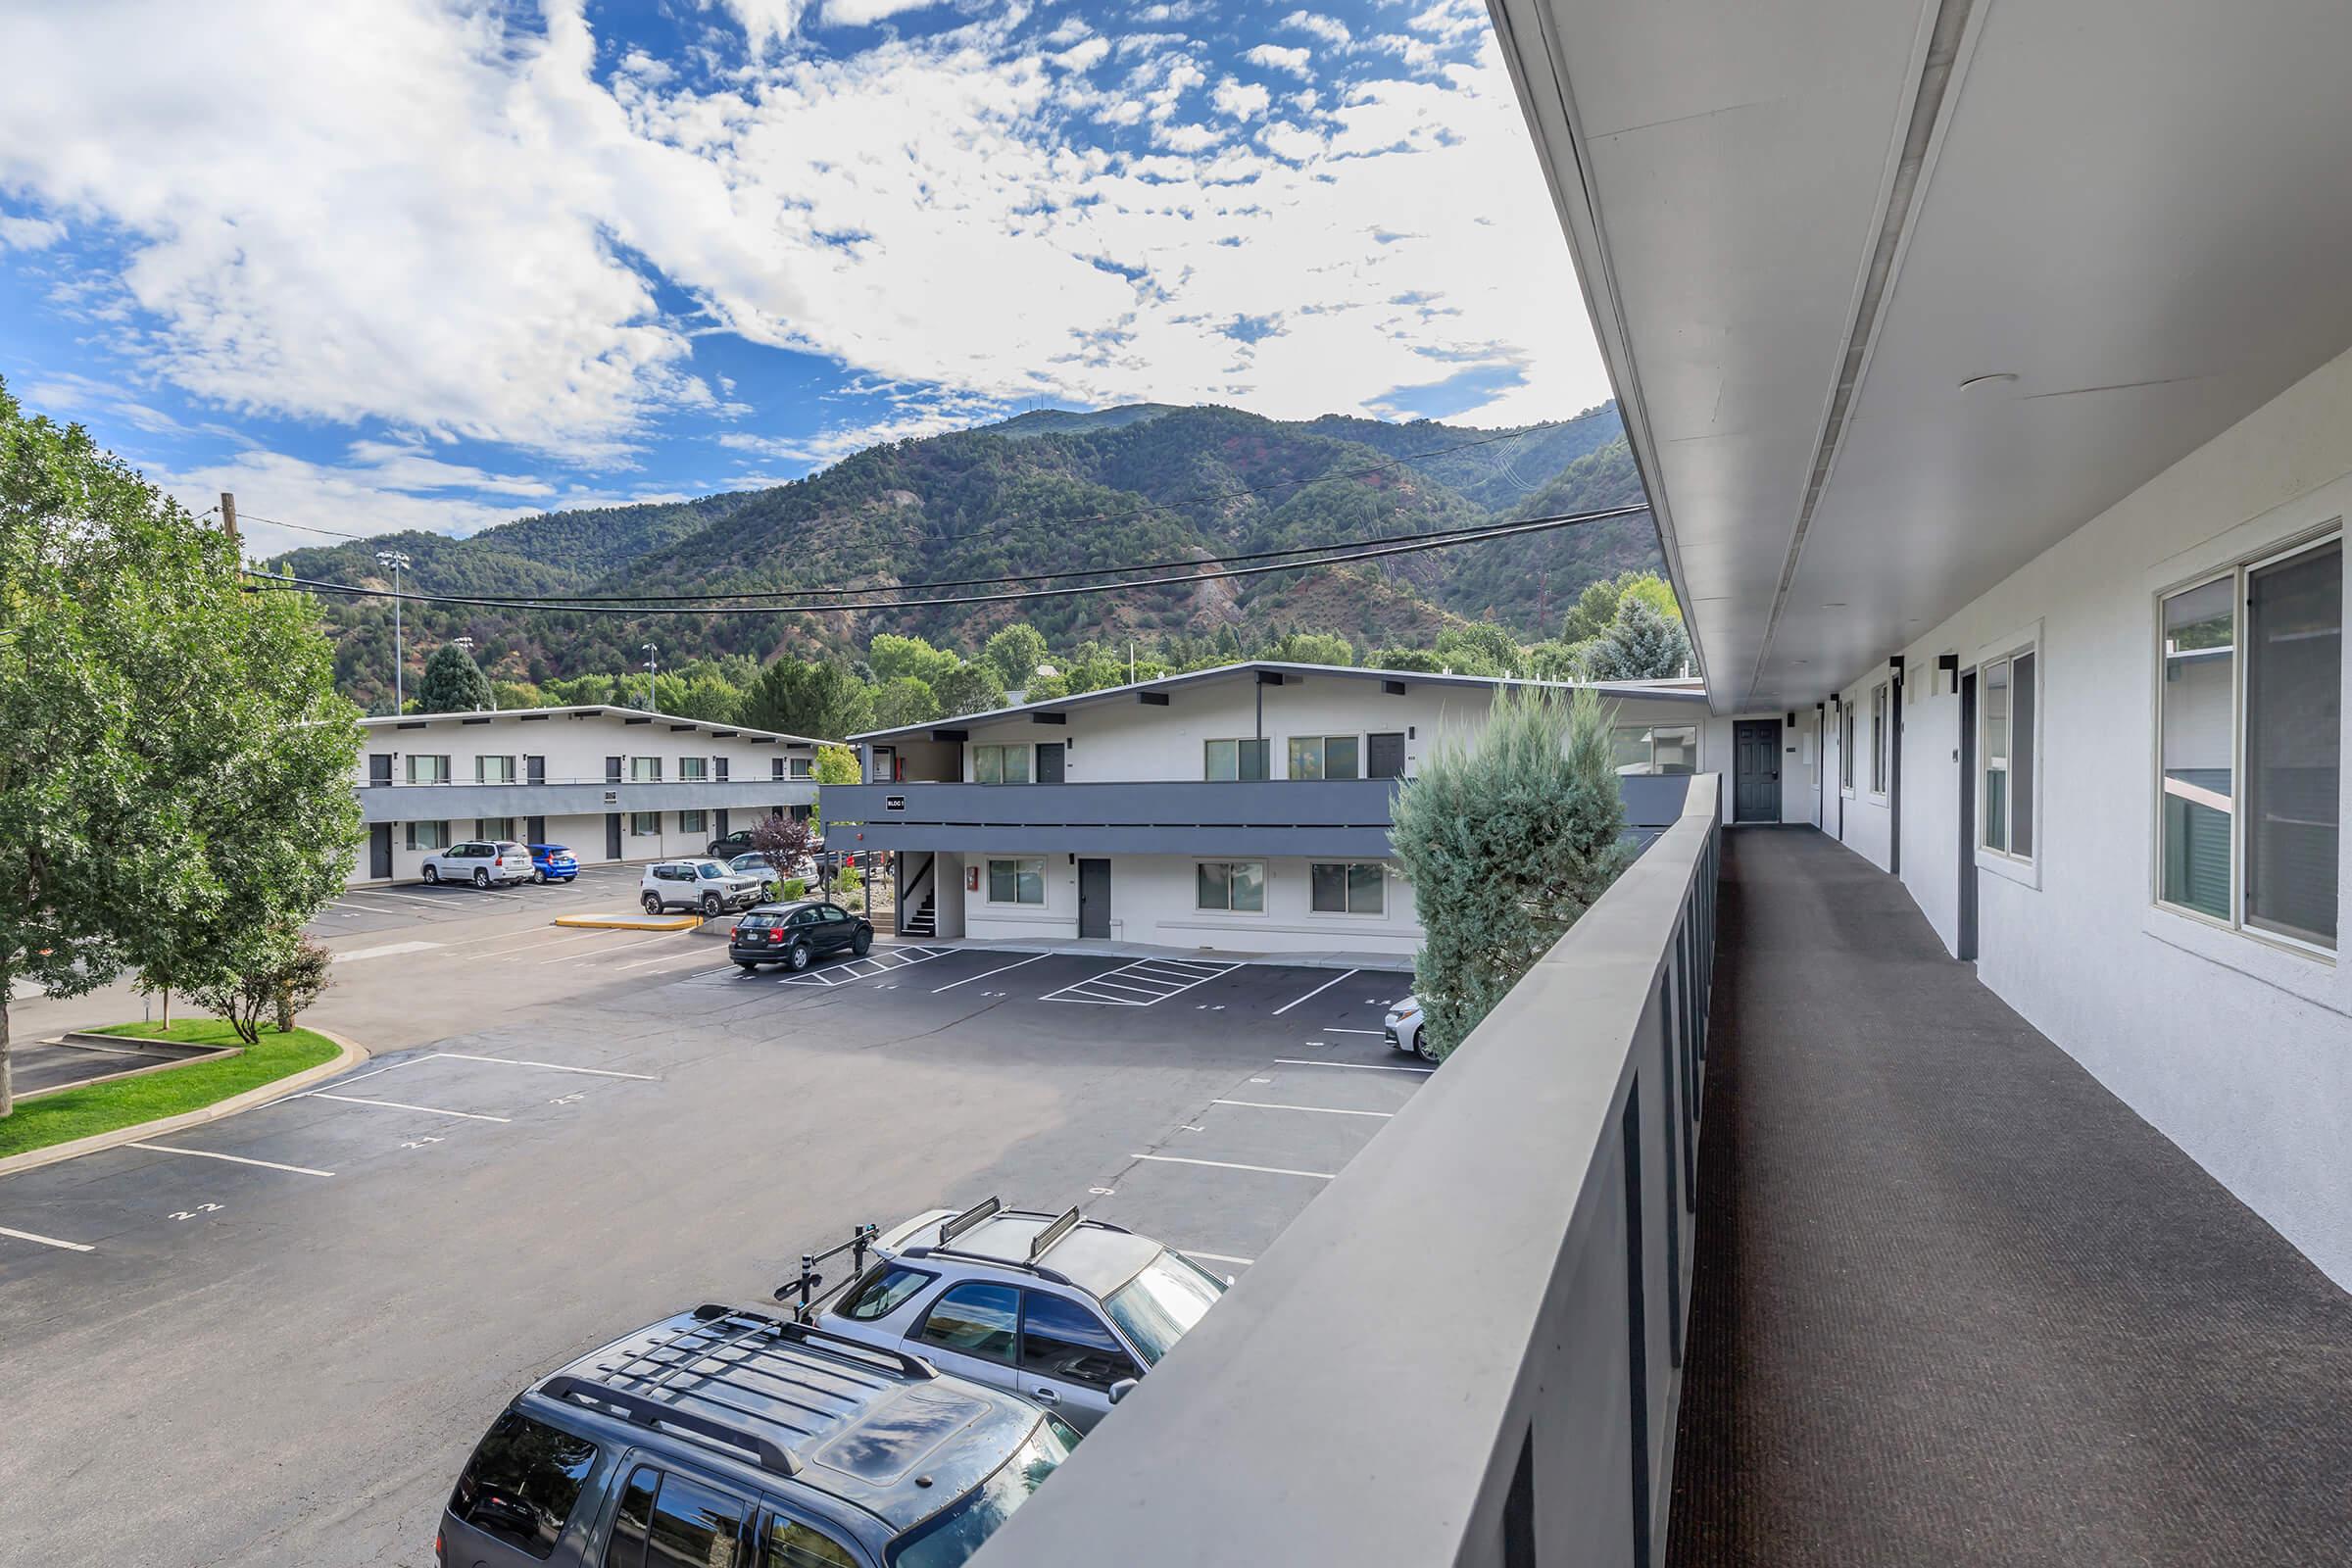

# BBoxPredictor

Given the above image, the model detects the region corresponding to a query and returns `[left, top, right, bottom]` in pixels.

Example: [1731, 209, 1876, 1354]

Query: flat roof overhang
[1489, 0, 2352, 711]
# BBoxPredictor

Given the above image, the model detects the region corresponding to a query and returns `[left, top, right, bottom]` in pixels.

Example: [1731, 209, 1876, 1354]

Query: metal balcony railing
[967, 773, 1721, 1568]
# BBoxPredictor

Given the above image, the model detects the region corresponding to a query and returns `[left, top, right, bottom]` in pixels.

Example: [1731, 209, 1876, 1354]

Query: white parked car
[1385, 994, 1438, 1062]
[420, 839, 534, 889]
[640, 858, 767, 917]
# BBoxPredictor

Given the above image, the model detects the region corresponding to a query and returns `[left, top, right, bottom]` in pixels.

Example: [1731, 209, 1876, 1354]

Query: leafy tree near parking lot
[191, 935, 335, 1046]
[981, 623, 1050, 691]
[416, 640, 494, 712]
[812, 745, 861, 785]
[930, 661, 1005, 718]
[749, 813, 818, 895]
[741, 658, 872, 740]
[0, 378, 362, 1115]
[1388, 686, 1628, 1060]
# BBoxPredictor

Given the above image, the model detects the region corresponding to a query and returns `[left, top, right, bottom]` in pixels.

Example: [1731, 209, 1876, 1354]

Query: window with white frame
[772, 757, 786, 781]
[678, 757, 708, 781]
[1611, 723, 1699, 776]
[986, 858, 1046, 905]
[1203, 738, 1269, 781]
[1310, 862, 1385, 915]
[791, 756, 813, 779]
[713, 758, 728, 782]
[475, 755, 516, 785]
[629, 811, 660, 836]
[475, 816, 515, 841]
[406, 820, 449, 852]
[1839, 704, 1855, 792]
[630, 758, 662, 782]
[1196, 860, 1265, 912]
[407, 754, 451, 784]
[1979, 650, 2037, 860]
[1870, 684, 1889, 797]
[2157, 533, 2340, 952]
[679, 809, 708, 834]
[1287, 735, 1359, 780]
[972, 744, 1030, 784]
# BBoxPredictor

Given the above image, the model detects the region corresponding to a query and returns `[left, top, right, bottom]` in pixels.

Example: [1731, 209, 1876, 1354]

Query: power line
[242, 502, 1652, 617]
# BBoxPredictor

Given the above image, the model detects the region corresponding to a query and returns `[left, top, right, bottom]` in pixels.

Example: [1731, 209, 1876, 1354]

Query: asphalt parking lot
[306, 860, 652, 937]
[0, 893, 1421, 1567]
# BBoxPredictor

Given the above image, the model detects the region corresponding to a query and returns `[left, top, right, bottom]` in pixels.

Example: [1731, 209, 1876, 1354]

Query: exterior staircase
[903, 890, 937, 938]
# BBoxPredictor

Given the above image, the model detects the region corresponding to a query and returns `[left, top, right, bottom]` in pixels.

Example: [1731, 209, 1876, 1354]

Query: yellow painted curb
[553, 911, 705, 932]
[0, 1025, 371, 1181]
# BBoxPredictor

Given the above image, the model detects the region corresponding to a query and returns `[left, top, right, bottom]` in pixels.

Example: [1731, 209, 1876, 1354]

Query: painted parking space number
[169, 1202, 224, 1221]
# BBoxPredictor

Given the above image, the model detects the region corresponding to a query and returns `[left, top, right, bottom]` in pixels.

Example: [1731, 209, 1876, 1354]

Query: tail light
[769, 930, 785, 943]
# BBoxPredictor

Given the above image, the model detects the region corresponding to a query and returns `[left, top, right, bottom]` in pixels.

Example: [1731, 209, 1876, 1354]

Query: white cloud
[0, 214, 65, 251]
[707, 0, 810, 54]
[822, 0, 950, 28]
[1052, 35, 1111, 72]
[0, 0, 1609, 501]
[1243, 43, 1312, 77]
[1407, 0, 1486, 39]
[1210, 78, 1270, 120]
[1278, 10, 1351, 47]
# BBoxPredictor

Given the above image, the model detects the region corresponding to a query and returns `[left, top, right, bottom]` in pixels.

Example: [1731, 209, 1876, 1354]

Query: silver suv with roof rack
[437, 1300, 1078, 1568]
[779, 1199, 1232, 1433]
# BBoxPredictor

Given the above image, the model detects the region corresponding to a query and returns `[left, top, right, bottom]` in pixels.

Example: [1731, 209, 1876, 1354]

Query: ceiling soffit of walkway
[1488, 0, 2352, 712]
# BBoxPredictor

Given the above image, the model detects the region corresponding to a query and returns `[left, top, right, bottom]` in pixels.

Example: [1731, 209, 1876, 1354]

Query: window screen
[2244, 538, 2340, 949]
[2159, 576, 2236, 920]
[447, 1411, 598, 1561]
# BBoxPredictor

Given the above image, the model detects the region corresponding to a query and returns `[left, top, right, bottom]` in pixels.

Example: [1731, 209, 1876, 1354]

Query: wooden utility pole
[219, 491, 239, 548]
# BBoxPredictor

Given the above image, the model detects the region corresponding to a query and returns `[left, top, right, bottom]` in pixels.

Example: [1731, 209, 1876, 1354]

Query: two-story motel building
[347, 706, 826, 886]
[824, 662, 1734, 956]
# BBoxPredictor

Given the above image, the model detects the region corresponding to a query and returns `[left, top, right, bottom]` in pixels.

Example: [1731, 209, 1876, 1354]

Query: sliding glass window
[1203, 739, 1269, 781]
[2156, 534, 2339, 953]
[1980, 652, 2035, 859]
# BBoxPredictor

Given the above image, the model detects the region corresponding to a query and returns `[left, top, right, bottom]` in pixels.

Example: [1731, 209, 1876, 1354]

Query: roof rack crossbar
[601, 1338, 888, 1413]
[600, 1315, 760, 1396]
[543, 1374, 801, 1478]
[902, 1244, 1073, 1289]
[1029, 1205, 1083, 1263]
[776, 1318, 940, 1380]
[937, 1197, 1003, 1247]
[589, 1363, 824, 1441]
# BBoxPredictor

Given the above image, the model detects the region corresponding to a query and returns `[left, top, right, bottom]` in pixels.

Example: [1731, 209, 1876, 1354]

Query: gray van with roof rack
[436, 1302, 1079, 1568]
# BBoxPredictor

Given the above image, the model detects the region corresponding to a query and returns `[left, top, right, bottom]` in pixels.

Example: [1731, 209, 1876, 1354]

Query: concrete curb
[19, 1035, 244, 1103]
[0, 1026, 371, 1181]
[554, 911, 704, 932]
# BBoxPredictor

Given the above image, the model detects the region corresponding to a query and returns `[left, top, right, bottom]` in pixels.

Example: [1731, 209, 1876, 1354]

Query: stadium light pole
[374, 550, 412, 713]
[642, 643, 658, 710]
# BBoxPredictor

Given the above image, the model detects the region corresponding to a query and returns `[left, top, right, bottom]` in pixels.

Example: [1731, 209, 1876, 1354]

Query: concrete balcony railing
[353, 777, 817, 825]
[823, 774, 1697, 858]
[968, 773, 1721, 1568]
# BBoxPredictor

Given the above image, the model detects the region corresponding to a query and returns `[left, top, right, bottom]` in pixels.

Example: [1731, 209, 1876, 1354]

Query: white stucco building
[826, 662, 1712, 956]
[348, 706, 826, 885]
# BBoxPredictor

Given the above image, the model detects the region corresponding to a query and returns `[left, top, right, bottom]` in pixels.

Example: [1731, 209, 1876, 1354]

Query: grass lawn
[0, 1018, 340, 1160]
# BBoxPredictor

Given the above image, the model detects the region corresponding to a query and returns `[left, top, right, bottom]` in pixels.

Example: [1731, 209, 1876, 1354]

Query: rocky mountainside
[270, 401, 1658, 707]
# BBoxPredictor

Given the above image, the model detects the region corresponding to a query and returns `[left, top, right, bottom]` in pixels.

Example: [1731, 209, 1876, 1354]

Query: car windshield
[884, 1417, 1076, 1568]
[695, 862, 728, 879]
[1102, 1250, 1227, 1366]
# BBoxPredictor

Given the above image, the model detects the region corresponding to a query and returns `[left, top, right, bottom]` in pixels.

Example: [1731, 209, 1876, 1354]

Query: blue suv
[527, 843, 579, 884]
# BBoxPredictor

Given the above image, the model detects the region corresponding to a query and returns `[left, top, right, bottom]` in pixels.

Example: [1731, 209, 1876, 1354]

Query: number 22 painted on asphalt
[169, 1203, 223, 1221]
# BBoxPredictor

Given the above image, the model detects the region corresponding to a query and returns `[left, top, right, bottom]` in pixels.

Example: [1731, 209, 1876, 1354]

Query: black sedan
[729, 899, 874, 972]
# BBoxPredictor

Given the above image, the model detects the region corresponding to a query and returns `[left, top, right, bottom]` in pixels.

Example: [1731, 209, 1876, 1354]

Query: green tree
[869, 633, 959, 688]
[868, 674, 939, 729]
[1388, 687, 1628, 1060]
[1561, 569, 1682, 644]
[1371, 646, 1447, 673]
[1264, 630, 1355, 666]
[812, 744, 862, 784]
[416, 641, 494, 712]
[0, 379, 363, 1112]
[1582, 597, 1692, 680]
[541, 673, 619, 707]
[1433, 622, 1524, 677]
[932, 662, 1006, 717]
[981, 623, 1050, 690]
[191, 935, 335, 1045]
[742, 660, 873, 739]
[652, 670, 742, 723]
[491, 678, 545, 710]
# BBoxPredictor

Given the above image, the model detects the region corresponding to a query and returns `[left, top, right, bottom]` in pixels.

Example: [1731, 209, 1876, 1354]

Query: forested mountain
[270, 401, 1660, 710]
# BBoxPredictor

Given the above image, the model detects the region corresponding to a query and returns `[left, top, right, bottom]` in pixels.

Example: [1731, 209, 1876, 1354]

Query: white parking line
[462, 930, 611, 961]
[430, 1053, 659, 1080]
[306, 1093, 512, 1122]
[1274, 1058, 1434, 1075]
[933, 954, 1052, 994]
[126, 1142, 335, 1177]
[612, 946, 725, 973]
[1042, 957, 1241, 1006]
[543, 933, 674, 964]
[1320, 1027, 1388, 1036]
[1129, 1152, 1336, 1180]
[1210, 1099, 1396, 1119]
[334, 940, 444, 963]
[0, 1224, 95, 1252]
[1270, 968, 1358, 1016]
[777, 947, 952, 987]
[339, 888, 445, 906]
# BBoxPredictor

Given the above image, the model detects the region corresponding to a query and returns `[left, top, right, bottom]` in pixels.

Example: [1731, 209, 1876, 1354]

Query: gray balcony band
[357, 779, 817, 825]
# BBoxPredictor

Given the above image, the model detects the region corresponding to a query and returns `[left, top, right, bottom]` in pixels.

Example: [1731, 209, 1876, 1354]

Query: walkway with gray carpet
[1668, 827, 2352, 1568]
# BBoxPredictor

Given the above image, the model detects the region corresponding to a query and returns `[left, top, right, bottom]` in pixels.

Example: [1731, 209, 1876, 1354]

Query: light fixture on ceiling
[1959, 371, 2019, 391]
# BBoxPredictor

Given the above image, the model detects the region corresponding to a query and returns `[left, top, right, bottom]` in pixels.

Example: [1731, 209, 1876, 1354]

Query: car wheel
[851, 929, 872, 956]
[1415, 1029, 1441, 1064]
[701, 893, 722, 917]
[472, 869, 489, 889]
[532, 867, 546, 885]
[788, 942, 812, 972]
[641, 892, 663, 915]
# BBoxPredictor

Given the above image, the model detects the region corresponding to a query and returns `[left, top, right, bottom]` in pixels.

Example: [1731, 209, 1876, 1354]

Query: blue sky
[0, 0, 1609, 560]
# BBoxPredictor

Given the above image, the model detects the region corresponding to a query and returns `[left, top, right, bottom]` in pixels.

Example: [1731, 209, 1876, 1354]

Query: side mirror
[1107, 1378, 1140, 1406]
